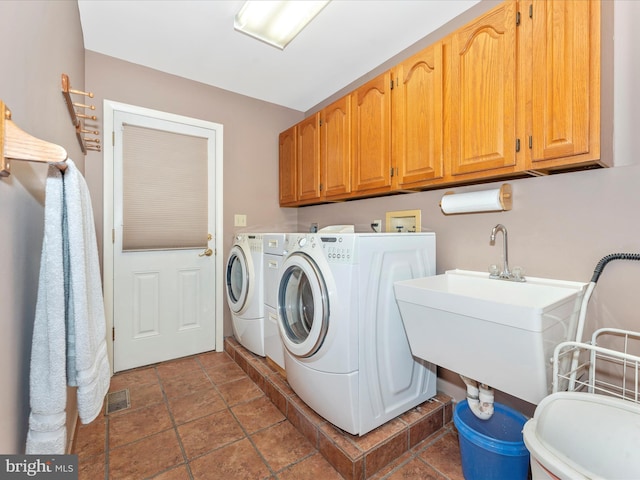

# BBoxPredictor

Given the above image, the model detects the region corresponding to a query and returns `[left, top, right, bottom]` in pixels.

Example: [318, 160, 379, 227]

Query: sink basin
[394, 269, 587, 404]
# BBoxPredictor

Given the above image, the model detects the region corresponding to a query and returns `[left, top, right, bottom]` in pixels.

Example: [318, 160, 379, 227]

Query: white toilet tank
[523, 392, 640, 479]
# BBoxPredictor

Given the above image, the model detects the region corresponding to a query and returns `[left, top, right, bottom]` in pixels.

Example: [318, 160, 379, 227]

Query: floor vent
[105, 389, 131, 415]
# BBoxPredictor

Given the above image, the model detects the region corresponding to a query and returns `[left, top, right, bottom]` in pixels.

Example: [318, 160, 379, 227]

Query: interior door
[111, 109, 219, 372]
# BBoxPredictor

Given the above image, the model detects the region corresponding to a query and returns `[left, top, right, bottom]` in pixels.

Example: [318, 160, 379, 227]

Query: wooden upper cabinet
[278, 0, 603, 207]
[392, 42, 444, 188]
[321, 96, 351, 200]
[297, 113, 321, 204]
[279, 125, 297, 206]
[527, 0, 600, 169]
[447, 0, 519, 178]
[351, 71, 392, 194]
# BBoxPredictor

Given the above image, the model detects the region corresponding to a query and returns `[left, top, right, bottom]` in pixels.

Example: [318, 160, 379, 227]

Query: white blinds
[122, 124, 208, 251]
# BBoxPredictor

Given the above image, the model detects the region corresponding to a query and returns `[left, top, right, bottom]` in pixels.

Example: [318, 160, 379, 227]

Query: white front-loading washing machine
[277, 232, 437, 436]
[225, 233, 266, 355]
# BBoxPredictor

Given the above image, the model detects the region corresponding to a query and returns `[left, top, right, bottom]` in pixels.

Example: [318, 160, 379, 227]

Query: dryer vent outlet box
[386, 209, 421, 233]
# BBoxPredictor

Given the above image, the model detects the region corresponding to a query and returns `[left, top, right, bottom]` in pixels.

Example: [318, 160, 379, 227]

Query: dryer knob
[298, 237, 307, 247]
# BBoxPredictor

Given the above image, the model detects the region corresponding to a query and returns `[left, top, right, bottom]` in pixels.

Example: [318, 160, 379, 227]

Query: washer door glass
[225, 245, 250, 314]
[278, 252, 329, 357]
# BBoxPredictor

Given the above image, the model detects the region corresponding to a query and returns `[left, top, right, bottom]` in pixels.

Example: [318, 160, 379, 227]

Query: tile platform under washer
[224, 336, 459, 480]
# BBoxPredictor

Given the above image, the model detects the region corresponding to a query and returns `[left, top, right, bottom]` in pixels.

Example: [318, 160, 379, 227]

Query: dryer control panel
[320, 235, 356, 264]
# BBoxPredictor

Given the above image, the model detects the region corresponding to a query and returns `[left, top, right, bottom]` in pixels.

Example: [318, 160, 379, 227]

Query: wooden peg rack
[61, 73, 101, 154]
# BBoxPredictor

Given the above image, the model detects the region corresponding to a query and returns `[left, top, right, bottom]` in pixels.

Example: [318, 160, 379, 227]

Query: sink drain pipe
[460, 375, 494, 420]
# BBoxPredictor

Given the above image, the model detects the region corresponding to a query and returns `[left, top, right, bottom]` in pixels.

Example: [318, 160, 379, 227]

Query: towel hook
[1, 99, 68, 177]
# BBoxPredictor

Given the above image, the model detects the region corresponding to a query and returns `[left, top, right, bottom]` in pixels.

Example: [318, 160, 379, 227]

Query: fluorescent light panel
[234, 1, 330, 50]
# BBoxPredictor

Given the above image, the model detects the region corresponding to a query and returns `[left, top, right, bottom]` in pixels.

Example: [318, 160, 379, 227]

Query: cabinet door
[447, 0, 518, 176]
[279, 125, 297, 206]
[351, 71, 392, 193]
[321, 96, 351, 199]
[393, 42, 444, 188]
[529, 0, 600, 167]
[297, 113, 321, 203]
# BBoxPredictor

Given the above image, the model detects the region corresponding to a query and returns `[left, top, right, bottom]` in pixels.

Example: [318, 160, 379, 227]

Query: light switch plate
[234, 214, 247, 227]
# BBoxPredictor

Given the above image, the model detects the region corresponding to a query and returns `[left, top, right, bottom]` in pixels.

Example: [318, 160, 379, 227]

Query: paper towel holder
[440, 183, 512, 214]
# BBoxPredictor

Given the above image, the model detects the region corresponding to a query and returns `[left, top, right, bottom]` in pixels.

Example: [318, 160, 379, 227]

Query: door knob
[199, 248, 213, 257]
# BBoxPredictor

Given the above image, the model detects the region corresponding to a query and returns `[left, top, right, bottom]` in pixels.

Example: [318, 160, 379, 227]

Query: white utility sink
[394, 269, 587, 404]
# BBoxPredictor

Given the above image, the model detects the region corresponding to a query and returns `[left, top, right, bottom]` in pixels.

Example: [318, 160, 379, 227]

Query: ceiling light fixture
[234, 0, 330, 50]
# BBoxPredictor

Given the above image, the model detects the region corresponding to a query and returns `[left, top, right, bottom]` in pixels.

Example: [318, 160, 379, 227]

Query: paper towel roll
[440, 184, 511, 214]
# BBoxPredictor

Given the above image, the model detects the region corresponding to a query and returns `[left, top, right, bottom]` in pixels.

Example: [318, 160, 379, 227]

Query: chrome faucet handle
[488, 264, 500, 278]
[512, 266, 525, 282]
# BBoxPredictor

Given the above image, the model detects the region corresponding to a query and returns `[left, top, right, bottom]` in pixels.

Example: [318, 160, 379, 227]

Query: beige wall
[0, 0, 302, 455]
[296, 1, 640, 409]
[2, 0, 638, 452]
[0, 1, 85, 454]
[84, 51, 302, 339]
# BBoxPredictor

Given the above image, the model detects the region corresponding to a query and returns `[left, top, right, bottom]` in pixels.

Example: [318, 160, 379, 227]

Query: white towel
[26, 160, 111, 454]
[26, 165, 67, 454]
[63, 160, 110, 424]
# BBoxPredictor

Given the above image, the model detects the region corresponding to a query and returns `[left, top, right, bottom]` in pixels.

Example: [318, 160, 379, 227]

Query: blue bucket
[453, 400, 530, 480]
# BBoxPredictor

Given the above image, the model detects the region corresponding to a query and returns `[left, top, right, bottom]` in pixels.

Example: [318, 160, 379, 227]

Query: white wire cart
[525, 255, 640, 479]
[552, 327, 640, 404]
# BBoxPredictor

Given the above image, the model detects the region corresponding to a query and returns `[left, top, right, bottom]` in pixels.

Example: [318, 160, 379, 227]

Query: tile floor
[73, 338, 465, 479]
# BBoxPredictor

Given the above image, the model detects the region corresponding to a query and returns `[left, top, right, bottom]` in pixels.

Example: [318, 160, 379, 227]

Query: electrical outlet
[234, 214, 247, 227]
[371, 219, 382, 233]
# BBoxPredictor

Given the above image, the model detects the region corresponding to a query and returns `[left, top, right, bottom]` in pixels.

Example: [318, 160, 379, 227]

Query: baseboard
[266, 356, 286, 379]
[67, 413, 79, 455]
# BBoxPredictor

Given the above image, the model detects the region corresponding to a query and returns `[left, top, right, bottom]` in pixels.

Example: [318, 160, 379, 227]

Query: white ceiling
[78, 0, 480, 112]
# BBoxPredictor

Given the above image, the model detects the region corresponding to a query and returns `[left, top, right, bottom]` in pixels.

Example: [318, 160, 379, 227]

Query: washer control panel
[247, 234, 263, 253]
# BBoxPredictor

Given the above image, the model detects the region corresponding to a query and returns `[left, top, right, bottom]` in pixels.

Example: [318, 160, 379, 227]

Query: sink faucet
[490, 224, 524, 281]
